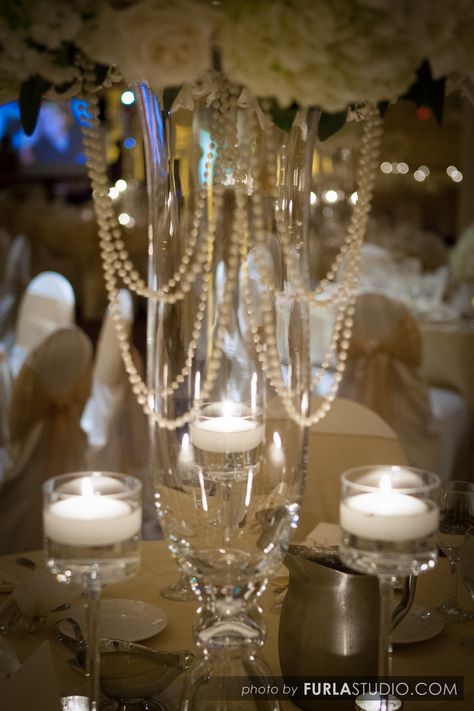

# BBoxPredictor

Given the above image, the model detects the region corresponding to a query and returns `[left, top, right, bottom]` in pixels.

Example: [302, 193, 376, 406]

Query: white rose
[79, 0, 216, 90]
[29, 2, 83, 50]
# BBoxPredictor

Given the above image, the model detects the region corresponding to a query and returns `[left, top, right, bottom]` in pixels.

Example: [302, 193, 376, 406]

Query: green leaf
[401, 60, 445, 125]
[95, 63, 110, 87]
[163, 86, 181, 113]
[261, 99, 298, 133]
[318, 110, 347, 141]
[377, 101, 390, 117]
[19, 76, 51, 136]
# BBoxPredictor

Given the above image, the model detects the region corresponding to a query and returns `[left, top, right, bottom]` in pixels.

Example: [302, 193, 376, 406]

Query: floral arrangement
[1, 0, 474, 136]
[450, 224, 474, 284]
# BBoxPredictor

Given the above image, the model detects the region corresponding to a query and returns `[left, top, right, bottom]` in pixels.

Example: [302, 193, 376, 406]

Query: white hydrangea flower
[219, 0, 427, 112]
[79, 0, 216, 91]
[29, 2, 83, 50]
[414, 0, 474, 84]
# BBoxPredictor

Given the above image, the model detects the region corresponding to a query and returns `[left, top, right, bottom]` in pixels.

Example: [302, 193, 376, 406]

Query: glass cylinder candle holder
[339, 466, 440, 711]
[44, 472, 142, 584]
[43, 472, 143, 711]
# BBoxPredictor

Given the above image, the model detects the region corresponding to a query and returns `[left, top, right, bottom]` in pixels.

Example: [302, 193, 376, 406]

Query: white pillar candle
[190, 415, 264, 453]
[340, 476, 438, 542]
[44, 478, 141, 546]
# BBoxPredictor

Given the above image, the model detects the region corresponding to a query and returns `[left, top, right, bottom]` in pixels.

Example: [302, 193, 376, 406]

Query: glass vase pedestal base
[180, 582, 279, 711]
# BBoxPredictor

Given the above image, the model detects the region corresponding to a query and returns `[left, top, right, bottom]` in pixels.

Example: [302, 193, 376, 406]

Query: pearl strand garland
[80, 60, 382, 430]
[242, 107, 382, 426]
[81, 71, 256, 428]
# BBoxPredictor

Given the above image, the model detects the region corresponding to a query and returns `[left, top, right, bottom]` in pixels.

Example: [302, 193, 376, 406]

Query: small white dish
[393, 604, 444, 645]
[61, 598, 167, 642]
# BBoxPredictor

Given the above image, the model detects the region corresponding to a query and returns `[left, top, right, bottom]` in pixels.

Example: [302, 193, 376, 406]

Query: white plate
[393, 604, 444, 645]
[61, 599, 167, 642]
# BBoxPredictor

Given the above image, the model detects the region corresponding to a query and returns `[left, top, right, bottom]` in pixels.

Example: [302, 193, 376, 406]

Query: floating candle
[340, 473, 438, 542]
[190, 411, 264, 453]
[44, 477, 141, 546]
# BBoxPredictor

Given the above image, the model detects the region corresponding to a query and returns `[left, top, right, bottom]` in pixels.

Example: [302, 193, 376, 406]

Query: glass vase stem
[85, 568, 101, 711]
[450, 556, 460, 605]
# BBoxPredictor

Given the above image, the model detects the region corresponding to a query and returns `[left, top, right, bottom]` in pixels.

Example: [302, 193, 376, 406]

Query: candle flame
[273, 432, 282, 449]
[181, 433, 190, 451]
[81, 477, 94, 498]
[380, 473, 392, 494]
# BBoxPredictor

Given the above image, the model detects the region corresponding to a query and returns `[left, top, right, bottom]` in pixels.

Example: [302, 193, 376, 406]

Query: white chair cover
[0, 326, 92, 554]
[11, 271, 75, 377]
[338, 292, 470, 480]
[266, 395, 408, 539]
[0, 234, 31, 351]
[277, 285, 338, 367]
[81, 290, 147, 477]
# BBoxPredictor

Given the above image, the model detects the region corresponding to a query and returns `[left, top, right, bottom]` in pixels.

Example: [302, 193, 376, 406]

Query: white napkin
[302, 522, 341, 549]
[0, 564, 80, 631]
[0, 641, 61, 710]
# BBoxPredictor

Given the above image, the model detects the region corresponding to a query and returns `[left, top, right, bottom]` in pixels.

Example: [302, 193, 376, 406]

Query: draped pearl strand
[79, 65, 382, 430]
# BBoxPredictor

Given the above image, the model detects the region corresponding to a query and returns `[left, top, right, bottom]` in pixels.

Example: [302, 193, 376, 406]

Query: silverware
[54, 618, 194, 700]
[50, 602, 71, 614]
[15, 557, 36, 571]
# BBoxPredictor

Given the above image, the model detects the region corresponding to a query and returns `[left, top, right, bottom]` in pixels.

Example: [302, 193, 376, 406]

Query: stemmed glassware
[340, 465, 440, 711]
[137, 76, 312, 710]
[460, 527, 474, 649]
[43, 472, 142, 711]
[437, 480, 474, 622]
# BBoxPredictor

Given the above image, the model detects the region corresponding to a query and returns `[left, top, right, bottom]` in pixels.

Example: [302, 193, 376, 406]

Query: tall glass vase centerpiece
[79, 60, 381, 707]
[137, 75, 313, 707]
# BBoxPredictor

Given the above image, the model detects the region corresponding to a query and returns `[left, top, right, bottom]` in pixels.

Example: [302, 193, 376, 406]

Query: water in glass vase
[189, 404, 265, 482]
[45, 534, 141, 584]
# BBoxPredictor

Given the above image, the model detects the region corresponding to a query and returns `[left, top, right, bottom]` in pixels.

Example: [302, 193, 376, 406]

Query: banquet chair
[0, 326, 92, 554]
[338, 292, 470, 481]
[81, 289, 148, 476]
[268, 396, 407, 540]
[0, 234, 31, 351]
[10, 271, 75, 377]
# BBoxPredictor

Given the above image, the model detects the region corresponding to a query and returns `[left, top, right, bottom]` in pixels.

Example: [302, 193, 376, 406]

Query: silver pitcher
[278, 545, 415, 711]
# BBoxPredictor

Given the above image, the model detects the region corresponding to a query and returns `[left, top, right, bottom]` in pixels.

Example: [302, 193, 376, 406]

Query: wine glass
[340, 465, 440, 711]
[43, 472, 142, 711]
[460, 526, 474, 649]
[437, 480, 474, 622]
